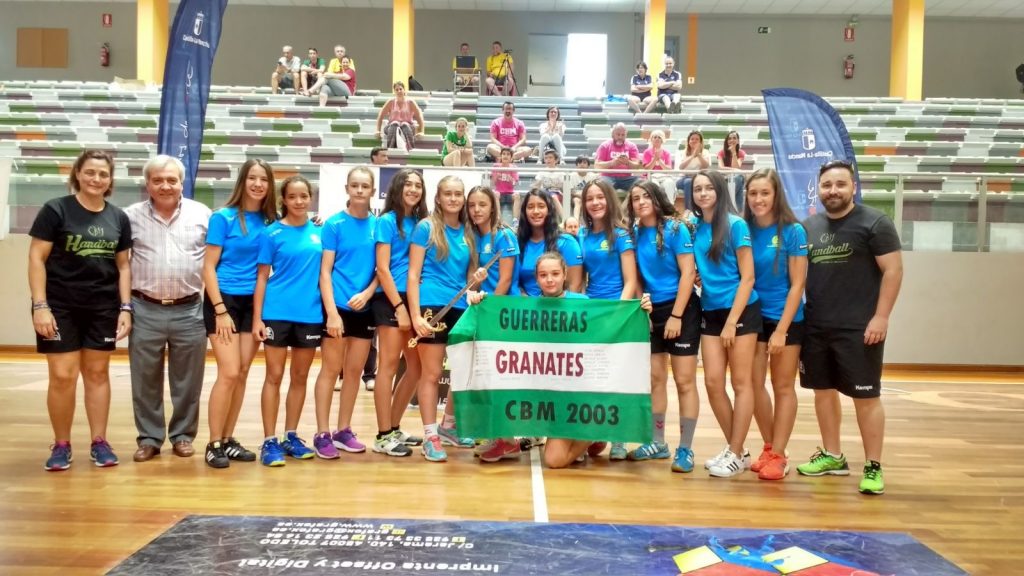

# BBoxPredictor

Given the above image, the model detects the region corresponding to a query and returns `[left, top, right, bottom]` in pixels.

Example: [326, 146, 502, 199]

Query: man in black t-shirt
[796, 160, 903, 496]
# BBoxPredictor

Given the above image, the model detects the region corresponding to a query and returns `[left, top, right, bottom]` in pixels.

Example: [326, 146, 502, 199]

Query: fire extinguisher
[100, 43, 110, 67]
[843, 54, 855, 79]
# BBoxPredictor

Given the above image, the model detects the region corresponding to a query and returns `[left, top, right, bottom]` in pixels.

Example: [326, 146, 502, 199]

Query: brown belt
[131, 290, 201, 306]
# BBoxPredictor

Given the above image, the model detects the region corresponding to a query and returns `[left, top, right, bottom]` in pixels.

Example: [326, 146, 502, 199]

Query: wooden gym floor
[0, 352, 1020, 575]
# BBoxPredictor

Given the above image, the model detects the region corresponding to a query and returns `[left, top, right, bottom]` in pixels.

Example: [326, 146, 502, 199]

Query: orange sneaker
[479, 438, 521, 463]
[758, 451, 790, 481]
[750, 443, 773, 473]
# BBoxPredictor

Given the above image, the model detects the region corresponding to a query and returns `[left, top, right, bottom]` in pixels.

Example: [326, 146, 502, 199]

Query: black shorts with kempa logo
[700, 300, 763, 337]
[263, 320, 323, 349]
[799, 327, 884, 399]
[36, 304, 119, 354]
[650, 297, 701, 357]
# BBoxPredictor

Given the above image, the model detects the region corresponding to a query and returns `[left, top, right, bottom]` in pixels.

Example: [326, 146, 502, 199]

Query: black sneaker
[223, 437, 257, 462]
[205, 441, 229, 469]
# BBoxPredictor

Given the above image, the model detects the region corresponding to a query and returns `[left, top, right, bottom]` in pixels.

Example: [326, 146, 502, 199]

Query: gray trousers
[129, 297, 207, 447]
[324, 78, 352, 98]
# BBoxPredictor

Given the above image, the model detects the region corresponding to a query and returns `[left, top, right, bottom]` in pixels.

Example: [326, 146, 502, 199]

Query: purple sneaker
[313, 432, 339, 459]
[331, 427, 366, 453]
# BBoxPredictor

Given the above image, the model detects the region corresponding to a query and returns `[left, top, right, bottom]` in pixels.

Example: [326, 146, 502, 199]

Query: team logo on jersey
[483, 242, 492, 254]
[770, 235, 780, 248]
[599, 240, 609, 251]
[88, 225, 105, 237]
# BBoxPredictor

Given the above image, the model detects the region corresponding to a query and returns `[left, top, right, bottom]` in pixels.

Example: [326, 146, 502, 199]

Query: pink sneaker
[313, 432, 339, 459]
[479, 438, 521, 463]
[331, 427, 366, 453]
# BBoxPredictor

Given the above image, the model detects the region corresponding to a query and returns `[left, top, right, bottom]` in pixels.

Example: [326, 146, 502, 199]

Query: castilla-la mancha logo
[194, 11, 205, 36]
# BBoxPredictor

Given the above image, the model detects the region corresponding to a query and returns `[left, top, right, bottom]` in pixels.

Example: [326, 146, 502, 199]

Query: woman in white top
[675, 130, 711, 211]
[536, 107, 567, 163]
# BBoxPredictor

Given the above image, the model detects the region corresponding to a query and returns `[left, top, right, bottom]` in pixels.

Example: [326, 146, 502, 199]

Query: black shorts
[700, 300, 763, 337]
[279, 75, 295, 89]
[757, 318, 805, 347]
[650, 297, 701, 357]
[203, 293, 254, 335]
[415, 307, 464, 346]
[327, 307, 376, 340]
[264, 320, 323, 349]
[494, 76, 506, 86]
[371, 292, 407, 329]
[799, 328, 884, 399]
[36, 304, 119, 354]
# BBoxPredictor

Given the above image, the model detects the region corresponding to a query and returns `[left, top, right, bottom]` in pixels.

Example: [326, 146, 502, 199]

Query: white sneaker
[704, 445, 731, 469]
[708, 450, 745, 478]
[363, 378, 375, 391]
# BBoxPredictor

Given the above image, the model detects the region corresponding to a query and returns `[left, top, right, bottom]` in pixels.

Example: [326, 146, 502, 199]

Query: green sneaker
[859, 464, 885, 495]
[796, 448, 850, 476]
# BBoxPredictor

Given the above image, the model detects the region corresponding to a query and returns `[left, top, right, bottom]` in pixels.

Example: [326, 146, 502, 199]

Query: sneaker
[704, 445, 731, 469]
[331, 427, 367, 453]
[708, 450, 745, 478]
[587, 441, 608, 457]
[609, 442, 628, 461]
[90, 437, 119, 467]
[479, 438, 522, 463]
[671, 446, 695, 473]
[758, 452, 790, 481]
[260, 438, 286, 467]
[859, 463, 885, 495]
[45, 441, 73, 471]
[438, 425, 474, 448]
[627, 441, 670, 461]
[474, 439, 495, 458]
[205, 441, 229, 468]
[222, 437, 256, 462]
[750, 443, 773, 473]
[421, 435, 448, 462]
[372, 431, 413, 457]
[363, 378, 376, 391]
[313, 432, 340, 459]
[281, 433, 315, 460]
[797, 448, 850, 476]
[518, 437, 546, 451]
[393, 429, 423, 446]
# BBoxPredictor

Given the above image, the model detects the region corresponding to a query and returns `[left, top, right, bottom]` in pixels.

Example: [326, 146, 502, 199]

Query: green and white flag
[448, 296, 652, 443]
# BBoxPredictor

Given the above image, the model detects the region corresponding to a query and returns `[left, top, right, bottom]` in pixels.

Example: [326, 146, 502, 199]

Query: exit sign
[757, 26, 771, 34]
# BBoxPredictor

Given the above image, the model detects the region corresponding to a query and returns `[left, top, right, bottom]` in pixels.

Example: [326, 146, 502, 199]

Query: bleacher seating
[2, 80, 1023, 251]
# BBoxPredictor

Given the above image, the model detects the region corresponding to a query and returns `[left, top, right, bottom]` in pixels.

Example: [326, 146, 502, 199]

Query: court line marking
[530, 448, 549, 523]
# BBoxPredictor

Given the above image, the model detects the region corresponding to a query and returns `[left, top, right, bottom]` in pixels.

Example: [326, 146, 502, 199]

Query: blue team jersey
[374, 212, 418, 295]
[411, 220, 472, 309]
[751, 222, 807, 322]
[693, 213, 759, 311]
[207, 207, 269, 295]
[518, 234, 583, 297]
[323, 211, 377, 311]
[257, 220, 324, 324]
[562, 291, 588, 300]
[476, 227, 521, 295]
[580, 226, 635, 300]
[634, 219, 694, 304]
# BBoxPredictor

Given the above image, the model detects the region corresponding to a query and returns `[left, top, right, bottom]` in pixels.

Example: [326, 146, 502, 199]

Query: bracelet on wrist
[392, 301, 404, 311]
[670, 313, 682, 320]
[32, 301, 50, 311]
[216, 311, 229, 317]
[119, 303, 134, 314]
[211, 301, 225, 309]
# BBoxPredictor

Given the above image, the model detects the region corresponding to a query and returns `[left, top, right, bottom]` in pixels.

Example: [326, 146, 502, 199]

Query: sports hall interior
[0, 0, 1022, 574]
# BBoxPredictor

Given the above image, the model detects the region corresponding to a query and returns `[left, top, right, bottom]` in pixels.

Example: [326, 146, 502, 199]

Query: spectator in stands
[272, 45, 301, 94]
[30, 149, 132, 471]
[452, 42, 480, 93]
[537, 106, 567, 163]
[442, 117, 475, 167]
[627, 61, 656, 114]
[595, 123, 641, 192]
[491, 147, 520, 224]
[486, 101, 531, 162]
[563, 216, 580, 239]
[657, 57, 683, 113]
[375, 81, 425, 152]
[485, 41, 517, 96]
[718, 130, 748, 210]
[299, 48, 326, 97]
[370, 147, 388, 165]
[676, 130, 710, 210]
[566, 155, 597, 219]
[316, 50, 356, 106]
[534, 149, 566, 219]
[641, 129, 678, 202]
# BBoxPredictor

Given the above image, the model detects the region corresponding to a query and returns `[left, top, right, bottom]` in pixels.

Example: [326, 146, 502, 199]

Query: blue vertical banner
[157, 0, 228, 199]
[762, 88, 860, 219]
